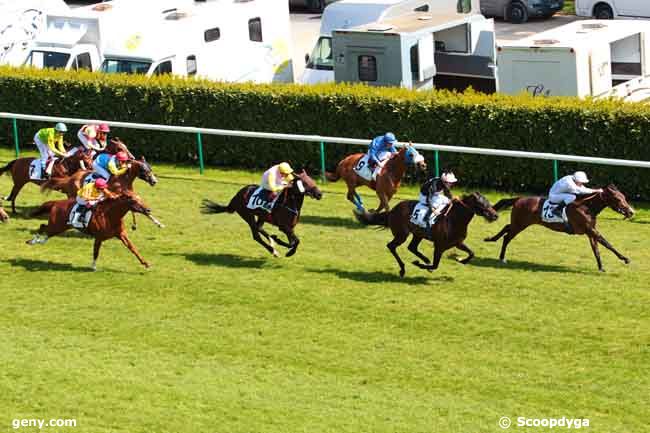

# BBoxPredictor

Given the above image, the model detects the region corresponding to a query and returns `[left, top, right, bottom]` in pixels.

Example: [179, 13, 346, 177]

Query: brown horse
[40, 157, 158, 198]
[326, 144, 427, 213]
[354, 193, 498, 277]
[0, 150, 94, 213]
[484, 184, 635, 272]
[201, 170, 323, 257]
[105, 138, 135, 159]
[27, 191, 163, 270]
[0, 206, 8, 223]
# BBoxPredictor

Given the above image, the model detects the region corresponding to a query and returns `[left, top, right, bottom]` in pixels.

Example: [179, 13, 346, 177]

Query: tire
[594, 3, 614, 19]
[311, 0, 325, 13]
[507, 2, 528, 24]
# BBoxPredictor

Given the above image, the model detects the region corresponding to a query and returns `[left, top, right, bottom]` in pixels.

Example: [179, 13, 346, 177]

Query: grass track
[1, 148, 649, 433]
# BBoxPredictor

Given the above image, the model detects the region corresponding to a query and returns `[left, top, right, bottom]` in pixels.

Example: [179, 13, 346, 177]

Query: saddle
[541, 199, 573, 233]
[246, 186, 281, 213]
[410, 202, 449, 230]
[68, 203, 93, 230]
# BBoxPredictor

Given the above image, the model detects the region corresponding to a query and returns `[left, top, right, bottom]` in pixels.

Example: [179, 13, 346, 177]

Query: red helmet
[116, 151, 129, 162]
[95, 178, 108, 189]
[98, 123, 110, 133]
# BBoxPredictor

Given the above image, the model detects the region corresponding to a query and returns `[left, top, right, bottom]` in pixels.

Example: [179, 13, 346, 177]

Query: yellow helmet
[278, 162, 293, 175]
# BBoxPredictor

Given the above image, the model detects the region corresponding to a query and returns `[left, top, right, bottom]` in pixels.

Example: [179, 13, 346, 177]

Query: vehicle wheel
[312, 0, 325, 13]
[594, 3, 614, 19]
[507, 2, 528, 24]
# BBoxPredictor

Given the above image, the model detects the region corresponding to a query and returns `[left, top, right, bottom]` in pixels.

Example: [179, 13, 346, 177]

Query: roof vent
[165, 11, 190, 20]
[533, 39, 560, 45]
[367, 25, 393, 32]
[582, 23, 607, 30]
[92, 3, 113, 11]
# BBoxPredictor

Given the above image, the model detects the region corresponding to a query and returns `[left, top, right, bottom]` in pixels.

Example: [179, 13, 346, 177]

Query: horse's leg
[118, 231, 150, 268]
[498, 225, 527, 263]
[455, 242, 474, 264]
[588, 235, 604, 272]
[7, 181, 26, 214]
[92, 239, 103, 271]
[484, 224, 510, 242]
[283, 229, 300, 258]
[588, 228, 630, 266]
[387, 233, 409, 277]
[413, 243, 444, 272]
[245, 216, 278, 257]
[347, 186, 364, 212]
[407, 235, 430, 264]
[131, 212, 137, 231]
[27, 223, 50, 245]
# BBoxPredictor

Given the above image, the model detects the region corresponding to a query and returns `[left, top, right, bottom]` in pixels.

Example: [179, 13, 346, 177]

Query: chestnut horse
[0, 150, 94, 213]
[27, 191, 163, 270]
[484, 184, 635, 272]
[326, 144, 427, 212]
[201, 170, 323, 257]
[104, 138, 135, 160]
[354, 193, 498, 277]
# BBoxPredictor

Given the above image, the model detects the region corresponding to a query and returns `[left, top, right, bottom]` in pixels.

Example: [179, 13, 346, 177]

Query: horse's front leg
[281, 227, 300, 257]
[131, 212, 137, 231]
[117, 231, 150, 268]
[589, 228, 630, 266]
[588, 235, 604, 272]
[455, 242, 474, 264]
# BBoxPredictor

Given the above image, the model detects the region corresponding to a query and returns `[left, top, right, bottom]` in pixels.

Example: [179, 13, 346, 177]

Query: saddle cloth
[541, 199, 567, 223]
[68, 203, 93, 229]
[353, 154, 387, 181]
[246, 186, 280, 212]
[29, 160, 44, 181]
[410, 202, 438, 229]
[82, 173, 99, 186]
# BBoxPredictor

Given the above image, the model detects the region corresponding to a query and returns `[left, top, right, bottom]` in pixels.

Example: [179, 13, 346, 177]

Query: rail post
[434, 150, 440, 177]
[553, 159, 559, 182]
[196, 132, 204, 175]
[12, 118, 20, 157]
[319, 141, 326, 183]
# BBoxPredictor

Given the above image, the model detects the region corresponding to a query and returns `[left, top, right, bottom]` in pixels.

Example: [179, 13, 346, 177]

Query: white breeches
[34, 135, 53, 162]
[92, 162, 111, 180]
[549, 193, 576, 205]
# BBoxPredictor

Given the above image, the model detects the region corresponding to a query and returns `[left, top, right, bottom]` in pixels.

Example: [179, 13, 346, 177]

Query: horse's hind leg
[498, 226, 527, 263]
[588, 235, 604, 272]
[455, 242, 474, 264]
[484, 224, 510, 242]
[387, 233, 409, 277]
[245, 216, 278, 257]
[6, 181, 26, 214]
[407, 235, 430, 264]
[282, 229, 300, 258]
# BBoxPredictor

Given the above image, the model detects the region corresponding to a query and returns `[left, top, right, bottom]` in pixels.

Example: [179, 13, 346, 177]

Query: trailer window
[204, 27, 221, 42]
[25, 51, 70, 69]
[358, 55, 377, 82]
[306, 37, 333, 70]
[74, 53, 93, 71]
[414, 4, 429, 12]
[101, 59, 152, 74]
[187, 55, 197, 76]
[457, 0, 471, 13]
[249, 17, 263, 42]
[154, 61, 173, 75]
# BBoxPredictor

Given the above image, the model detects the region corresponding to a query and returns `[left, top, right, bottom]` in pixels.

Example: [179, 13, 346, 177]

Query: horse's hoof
[143, 262, 151, 269]
[272, 250, 280, 258]
[484, 237, 494, 242]
[131, 225, 137, 231]
[500, 258, 507, 264]
[399, 268, 405, 278]
[599, 268, 606, 273]
[623, 257, 631, 265]
[286, 249, 297, 258]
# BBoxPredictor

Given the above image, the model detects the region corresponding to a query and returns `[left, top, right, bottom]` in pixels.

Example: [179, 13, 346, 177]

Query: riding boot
[45, 160, 55, 178]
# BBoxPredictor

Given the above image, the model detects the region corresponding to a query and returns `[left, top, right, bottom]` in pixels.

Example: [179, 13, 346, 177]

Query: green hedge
[2, 66, 650, 199]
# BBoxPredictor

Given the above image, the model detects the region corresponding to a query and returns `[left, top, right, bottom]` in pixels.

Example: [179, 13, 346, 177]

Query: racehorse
[201, 170, 323, 257]
[0, 206, 8, 223]
[325, 144, 427, 213]
[354, 193, 498, 277]
[40, 157, 157, 198]
[0, 150, 94, 213]
[105, 138, 135, 159]
[484, 184, 635, 272]
[27, 191, 163, 270]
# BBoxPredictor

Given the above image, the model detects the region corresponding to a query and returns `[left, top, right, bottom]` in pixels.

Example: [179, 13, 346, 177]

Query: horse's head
[0, 206, 8, 223]
[292, 169, 323, 200]
[110, 138, 136, 160]
[602, 184, 634, 219]
[403, 144, 427, 171]
[463, 192, 499, 222]
[131, 157, 158, 186]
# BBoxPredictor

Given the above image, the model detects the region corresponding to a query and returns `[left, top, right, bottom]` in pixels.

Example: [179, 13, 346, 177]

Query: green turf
[1, 148, 648, 433]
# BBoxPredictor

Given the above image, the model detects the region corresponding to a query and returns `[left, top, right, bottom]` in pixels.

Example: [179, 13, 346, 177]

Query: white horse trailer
[497, 20, 650, 101]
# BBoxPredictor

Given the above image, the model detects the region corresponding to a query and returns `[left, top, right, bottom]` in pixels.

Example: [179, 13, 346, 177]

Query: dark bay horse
[201, 170, 323, 257]
[0, 150, 94, 213]
[484, 184, 635, 271]
[40, 157, 158, 198]
[354, 193, 498, 277]
[27, 191, 163, 270]
[326, 144, 427, 212]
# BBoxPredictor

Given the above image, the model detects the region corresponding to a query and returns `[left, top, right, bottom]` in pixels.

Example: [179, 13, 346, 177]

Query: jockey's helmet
[279, 162, 293, 175]
[572, 171, 589, 184]
[55, 122, 67, 133]
[441, 171, 458, 184]
[116, 151, 129, 162]
[95, 178, 108, 189]
[98, 123, 110, 133]
[383, 132, 397, 144]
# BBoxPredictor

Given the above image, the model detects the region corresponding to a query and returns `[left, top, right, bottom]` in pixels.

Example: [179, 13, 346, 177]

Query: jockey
[419, 171, 458, 222]
[73, 123, 110, 155]
[92, 151, 129, 181]
[261, 162, 294, 202]
[71, 177, 115, 228]
[34, 123, 67, 177]
[367, 132, 398, 177]
[549, 171, 603, 217]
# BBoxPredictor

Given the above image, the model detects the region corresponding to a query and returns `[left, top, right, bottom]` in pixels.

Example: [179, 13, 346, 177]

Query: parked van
[480, 0, 563, 24]
[289, 0, 339, 13]
[575, 0, 650, 19]
[301, 0, 478, 84]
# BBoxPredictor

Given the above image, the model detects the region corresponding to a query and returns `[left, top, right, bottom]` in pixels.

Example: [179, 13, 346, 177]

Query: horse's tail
[30, 201, 56, 217]
[201, 198, 234, 215]
[493, 197, 519, 211]
[40, 175, 71, 193]
[0, 160, 15, 176]
[353, 209, 389, 227]
[325, 169, 340, 182]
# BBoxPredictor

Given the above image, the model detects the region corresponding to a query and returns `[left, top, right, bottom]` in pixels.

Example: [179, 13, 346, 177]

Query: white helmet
[572, 171, 589, 184]
[441, 172, 458, 184]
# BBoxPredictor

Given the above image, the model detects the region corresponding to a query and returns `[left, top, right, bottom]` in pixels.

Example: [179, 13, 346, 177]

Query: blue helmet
[383, 132, 397, 143]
